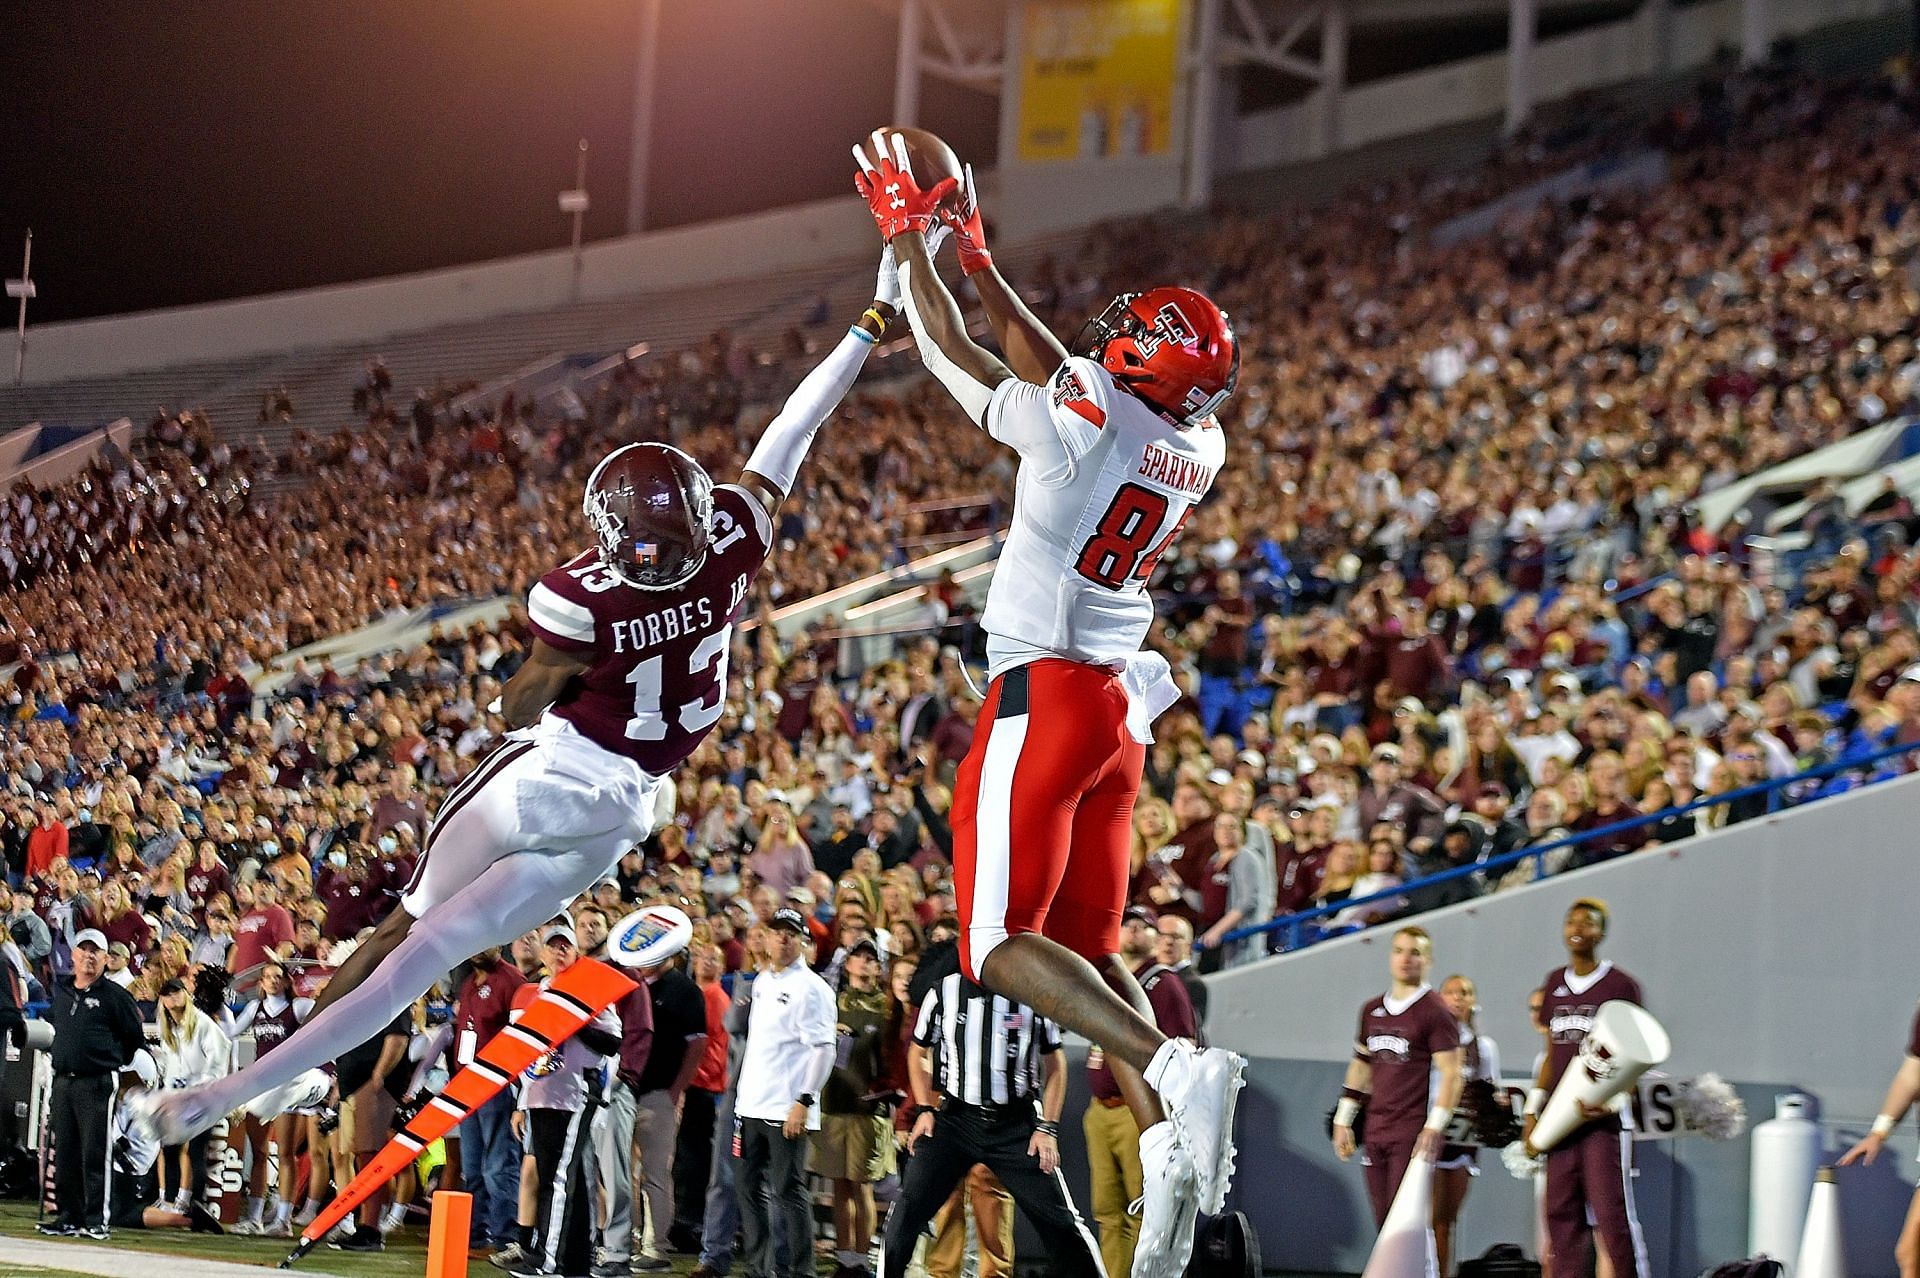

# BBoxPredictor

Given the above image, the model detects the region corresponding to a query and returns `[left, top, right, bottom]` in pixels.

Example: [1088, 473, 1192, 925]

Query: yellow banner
[1017, 0, 1183, 163]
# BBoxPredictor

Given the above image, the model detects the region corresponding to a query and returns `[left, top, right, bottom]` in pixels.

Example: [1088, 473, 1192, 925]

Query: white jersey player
[855, 132, 1244, 1278]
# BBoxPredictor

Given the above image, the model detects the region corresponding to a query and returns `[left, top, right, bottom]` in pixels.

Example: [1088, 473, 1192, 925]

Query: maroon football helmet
[583, 443, 714, 590]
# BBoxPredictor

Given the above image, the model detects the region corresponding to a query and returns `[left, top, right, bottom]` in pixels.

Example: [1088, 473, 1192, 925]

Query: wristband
[1525, 1088, 1548, 1117]
[1035, 1119, 1060, 1137]
[796, 1093, 816, 1109]
[910, 1104, 935, 1123]
[1873, 1114, 1897, 1138]
[1425, 1104, 1455, 1132]
[1334, 1097, 1362, 1128]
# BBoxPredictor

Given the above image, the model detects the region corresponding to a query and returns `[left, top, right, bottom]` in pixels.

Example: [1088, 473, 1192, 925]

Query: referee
[40, 927, 144, 1239]
[879, 967, 1101, 1278]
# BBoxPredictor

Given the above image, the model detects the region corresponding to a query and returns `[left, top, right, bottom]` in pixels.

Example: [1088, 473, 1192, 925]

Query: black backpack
[1458, 1244, 1543, 1278]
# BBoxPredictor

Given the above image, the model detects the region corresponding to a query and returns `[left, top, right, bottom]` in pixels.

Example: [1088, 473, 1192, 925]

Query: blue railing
[1217, 737, 1920, 956]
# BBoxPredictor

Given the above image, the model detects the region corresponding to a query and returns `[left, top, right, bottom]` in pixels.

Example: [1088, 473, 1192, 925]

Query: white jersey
[981, 356, 1224, 677]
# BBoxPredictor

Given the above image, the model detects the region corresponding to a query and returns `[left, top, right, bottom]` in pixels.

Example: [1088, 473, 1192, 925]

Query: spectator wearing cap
[511, 924, 621, 1278]
[1356, 744, 1446, 854]
[103, 941, 135, 988]
[734, 907, 835, 1278]
[815, 935, 895, 1277]
[40, 927, 144, 1239]
[811, 806, 867, 882]
[151, 976, 229, 1217]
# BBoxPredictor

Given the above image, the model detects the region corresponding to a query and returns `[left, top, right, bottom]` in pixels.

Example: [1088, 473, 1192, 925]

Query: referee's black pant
[50, 1073, 115, 1229]
[528, 1102, 600, 1278]
[880, 1100, 1102, 1278]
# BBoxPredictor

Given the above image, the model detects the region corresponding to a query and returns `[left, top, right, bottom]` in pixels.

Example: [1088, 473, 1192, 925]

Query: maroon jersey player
[1332, 926, 1464, 1228]
[134, 262, 909, 1149]
[1526, 899, 1649, 1278]
[1838, 997, 1920, 1278]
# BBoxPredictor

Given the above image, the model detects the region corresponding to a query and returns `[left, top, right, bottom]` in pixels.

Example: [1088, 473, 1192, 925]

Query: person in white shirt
[512, 923, 620, 1278]
[733, 908, 836, 1278]
[152, 978, 230, 1217]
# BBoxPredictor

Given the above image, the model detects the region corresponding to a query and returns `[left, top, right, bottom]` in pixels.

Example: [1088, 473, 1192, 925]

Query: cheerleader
[227, 961, 317, 1237]
[1432, 975, 1499, 1277]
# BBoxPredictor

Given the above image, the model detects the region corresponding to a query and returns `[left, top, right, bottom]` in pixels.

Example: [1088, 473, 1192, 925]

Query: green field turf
[0, 1202, 858, 1276]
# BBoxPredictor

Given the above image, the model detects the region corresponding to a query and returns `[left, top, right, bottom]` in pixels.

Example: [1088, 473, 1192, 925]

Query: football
[870, 124, 965, 208]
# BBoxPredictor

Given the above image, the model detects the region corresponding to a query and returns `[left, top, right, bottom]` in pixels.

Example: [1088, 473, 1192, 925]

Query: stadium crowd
[0, 50, 1918, 1275]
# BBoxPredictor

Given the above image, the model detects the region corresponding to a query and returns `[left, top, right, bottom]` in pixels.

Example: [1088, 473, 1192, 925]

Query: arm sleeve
[897, 256, 1000, 426]
[743, 325, 876, 496]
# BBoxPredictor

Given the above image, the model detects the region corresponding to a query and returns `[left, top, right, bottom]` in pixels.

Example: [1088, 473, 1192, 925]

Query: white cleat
[1130, 1120, 1201, 1278]
[125, 1086, 223, 1148]
[1145, 1039, 1246, 1216]
[244, 1069, 332, 1120]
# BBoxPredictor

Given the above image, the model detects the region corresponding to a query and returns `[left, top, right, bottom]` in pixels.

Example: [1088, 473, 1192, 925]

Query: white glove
[874, 224, 948, 311]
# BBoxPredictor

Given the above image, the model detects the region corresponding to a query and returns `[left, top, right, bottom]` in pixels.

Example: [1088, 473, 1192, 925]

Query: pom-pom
[1678, 1073, 1747, 1141]
[1502, 1142, 1542, 1181]
[325, 937, 360, 967]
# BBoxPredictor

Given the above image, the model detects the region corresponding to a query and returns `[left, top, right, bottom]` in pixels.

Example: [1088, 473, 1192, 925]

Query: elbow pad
[898, 258, 996, 425]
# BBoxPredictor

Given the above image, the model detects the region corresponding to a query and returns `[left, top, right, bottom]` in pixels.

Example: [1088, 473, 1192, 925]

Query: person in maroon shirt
[454, 949, 529, 1252]
[183, 842, 231, 916]
[1331, 926, 1463, 1228]
[1838, 997, 1920, 1278]
[1525, 900, 1649, 1278]
[230, 878, 295, 979]
[1084, 908, 1198, 1278]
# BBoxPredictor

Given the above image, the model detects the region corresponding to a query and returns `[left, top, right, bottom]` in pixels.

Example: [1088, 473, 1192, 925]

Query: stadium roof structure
[825, 0, 1776, 210]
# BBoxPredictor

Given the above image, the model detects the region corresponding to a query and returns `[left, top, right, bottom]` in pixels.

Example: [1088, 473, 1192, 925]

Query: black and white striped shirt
[913, 972, 1061, 1107]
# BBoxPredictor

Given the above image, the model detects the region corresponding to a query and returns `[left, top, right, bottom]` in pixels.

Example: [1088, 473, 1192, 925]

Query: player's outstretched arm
[854, 134, 1011, 425]
[500, 639, 591, 729]
[941, 163, 1068, 386]
[736, 254, 901, 520]
[1840, 1053, 1920, 1165]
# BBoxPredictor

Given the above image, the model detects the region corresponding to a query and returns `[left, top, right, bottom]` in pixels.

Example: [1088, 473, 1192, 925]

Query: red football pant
[952, 659, 1145, 981]
[1361, 1140, 1414, 1228]
[1545, 1121, 1650, 1278]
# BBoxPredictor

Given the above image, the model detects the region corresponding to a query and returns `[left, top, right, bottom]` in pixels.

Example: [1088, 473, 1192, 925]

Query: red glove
[853, 131, 958, 243]
[940, 163, 992, 276]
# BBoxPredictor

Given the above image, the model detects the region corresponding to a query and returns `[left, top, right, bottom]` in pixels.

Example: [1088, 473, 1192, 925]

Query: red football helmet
[583, 443, 714, 590]
[1076, 286, 1240, 426]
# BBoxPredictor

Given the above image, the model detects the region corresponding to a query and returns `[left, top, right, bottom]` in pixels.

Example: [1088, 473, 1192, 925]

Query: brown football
[869, 125, 965, 208]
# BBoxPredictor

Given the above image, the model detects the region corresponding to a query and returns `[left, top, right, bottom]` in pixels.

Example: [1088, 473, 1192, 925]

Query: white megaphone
[1362, 1152, 1437, 1278]
[1795, 1167, 1846, 1278]
[1530, 1001, 1670, 1153]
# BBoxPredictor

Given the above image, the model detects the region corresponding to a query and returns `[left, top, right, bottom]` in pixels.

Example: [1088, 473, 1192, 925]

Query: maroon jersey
[1090, 961, 1197, 1100]
[525, 484, 772, 774]
[1355, 987, 1460, 1146]
[246, 996, 304, 1058]
[1541, 960, 1644, 1092]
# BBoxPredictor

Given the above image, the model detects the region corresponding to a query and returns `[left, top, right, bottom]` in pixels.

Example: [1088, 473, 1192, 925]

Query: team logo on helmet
[1133, 303, 1199, 360]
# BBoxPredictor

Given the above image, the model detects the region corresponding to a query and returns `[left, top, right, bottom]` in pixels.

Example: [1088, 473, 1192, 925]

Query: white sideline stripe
[0, 1236, 354, 1277]
[965, 708, 1028, 976]
[528, 584, 596, 641]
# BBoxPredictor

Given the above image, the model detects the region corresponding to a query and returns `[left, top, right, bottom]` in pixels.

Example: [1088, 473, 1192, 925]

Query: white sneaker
[263, 1216, 294, 1238]
[230, 1218, 263, 1236]
[378, 1203, 407, 1235]
[244, 1069, 333, 1121]
[126, 1087, 223, 1148]
[1145, 1039, 1246, 1216]
[1130, 1121, 1200, 1278]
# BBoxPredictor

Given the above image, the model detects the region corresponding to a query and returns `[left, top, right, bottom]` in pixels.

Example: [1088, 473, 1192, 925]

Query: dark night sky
[0, 0, 997, 323]
[0, 1, 1632, 325]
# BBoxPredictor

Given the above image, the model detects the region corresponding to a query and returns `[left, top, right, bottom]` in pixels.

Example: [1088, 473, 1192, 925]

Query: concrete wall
[1187, 772, 1920, 1274]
